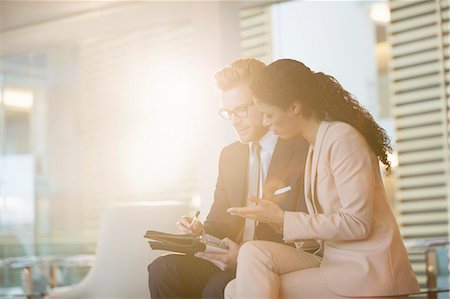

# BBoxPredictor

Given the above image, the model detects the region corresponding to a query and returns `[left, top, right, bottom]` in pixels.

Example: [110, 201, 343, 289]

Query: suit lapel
[304, 146, 315, 214]
[263, 138, 295, 197]
[310, 121, 330, 204]
[230, 144, 249, 207]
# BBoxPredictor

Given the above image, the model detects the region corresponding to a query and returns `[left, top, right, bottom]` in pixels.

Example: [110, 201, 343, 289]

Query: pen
[190, 210, 200, 228]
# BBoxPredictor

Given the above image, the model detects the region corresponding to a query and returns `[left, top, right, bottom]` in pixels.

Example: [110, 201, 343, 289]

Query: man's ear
[289, 102, 302, 114]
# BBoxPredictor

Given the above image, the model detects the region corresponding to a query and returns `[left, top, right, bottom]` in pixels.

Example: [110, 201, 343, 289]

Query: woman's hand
[227, 196, 285, 225]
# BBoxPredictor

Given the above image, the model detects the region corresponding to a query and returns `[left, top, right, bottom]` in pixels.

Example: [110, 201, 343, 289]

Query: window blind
[388, 0, 450, 286]
[239, 5, 273, 64]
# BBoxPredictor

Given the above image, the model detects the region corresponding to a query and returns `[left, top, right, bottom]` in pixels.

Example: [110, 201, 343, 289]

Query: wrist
[194, 222, 204, 237]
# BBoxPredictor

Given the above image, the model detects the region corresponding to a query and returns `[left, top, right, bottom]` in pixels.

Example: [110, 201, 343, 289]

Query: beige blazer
[283, 121, 420, 297]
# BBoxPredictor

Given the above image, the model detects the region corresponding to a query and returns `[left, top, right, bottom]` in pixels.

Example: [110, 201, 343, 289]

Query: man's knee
[148, 255, 181, 283]
[202, 279, 225, 299]
[148, 256, 166, 276]
[148, 255, 192, 298]
[202, 271, 236, 298]
[202, 272, 234, 299]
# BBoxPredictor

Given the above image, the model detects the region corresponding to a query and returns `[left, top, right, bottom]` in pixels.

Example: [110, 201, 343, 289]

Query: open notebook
[144, 230, 228, 255]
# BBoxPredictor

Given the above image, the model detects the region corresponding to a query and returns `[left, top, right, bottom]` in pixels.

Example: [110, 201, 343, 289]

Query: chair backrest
[426, 245, 450, 290]
[51, 200, 192, 299]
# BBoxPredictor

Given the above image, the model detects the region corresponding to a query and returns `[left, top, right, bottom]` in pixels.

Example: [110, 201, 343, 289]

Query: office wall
[271, 0, 379, 117]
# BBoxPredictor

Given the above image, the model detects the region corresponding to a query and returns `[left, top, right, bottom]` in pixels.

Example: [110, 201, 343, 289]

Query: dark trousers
[148, 254, 235, 299]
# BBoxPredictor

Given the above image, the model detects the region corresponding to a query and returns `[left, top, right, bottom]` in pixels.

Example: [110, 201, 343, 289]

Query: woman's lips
[237, 127, 248, 134]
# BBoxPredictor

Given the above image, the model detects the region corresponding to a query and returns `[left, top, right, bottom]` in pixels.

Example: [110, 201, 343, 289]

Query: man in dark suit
[148, 58, 308, 299]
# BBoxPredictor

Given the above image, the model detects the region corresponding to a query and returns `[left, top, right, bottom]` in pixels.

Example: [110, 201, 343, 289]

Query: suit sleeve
[203, 149, 237, 240]
[284, 127, 375, 242]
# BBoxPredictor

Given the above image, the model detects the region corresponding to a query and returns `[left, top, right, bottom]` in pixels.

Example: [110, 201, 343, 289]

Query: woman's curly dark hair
[251, 59, 392, 173]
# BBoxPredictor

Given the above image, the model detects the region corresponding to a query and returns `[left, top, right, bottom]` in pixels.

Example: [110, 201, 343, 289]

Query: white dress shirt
[248, 130, 278, 197]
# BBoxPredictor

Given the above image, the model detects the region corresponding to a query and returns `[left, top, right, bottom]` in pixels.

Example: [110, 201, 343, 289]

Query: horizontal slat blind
[239, 5, 272, 63]
[389, 0, 450, 287]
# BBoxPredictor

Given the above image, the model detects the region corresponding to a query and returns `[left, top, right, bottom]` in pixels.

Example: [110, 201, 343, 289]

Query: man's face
[220, 85, 267, 144]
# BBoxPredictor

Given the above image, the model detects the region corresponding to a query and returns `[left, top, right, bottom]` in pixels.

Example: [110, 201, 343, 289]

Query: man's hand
[176, 216, 203, 236]
[194, 238, 239, 271]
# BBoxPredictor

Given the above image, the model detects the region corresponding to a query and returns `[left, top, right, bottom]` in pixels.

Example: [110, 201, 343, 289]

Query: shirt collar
[249, 130, 278, 156]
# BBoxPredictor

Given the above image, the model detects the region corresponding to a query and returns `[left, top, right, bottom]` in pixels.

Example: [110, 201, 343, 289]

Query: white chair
[49, 200, 193, 299]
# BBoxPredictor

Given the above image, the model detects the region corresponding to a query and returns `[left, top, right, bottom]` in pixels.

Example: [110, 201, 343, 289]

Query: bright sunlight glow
[1, 89, 34, 110]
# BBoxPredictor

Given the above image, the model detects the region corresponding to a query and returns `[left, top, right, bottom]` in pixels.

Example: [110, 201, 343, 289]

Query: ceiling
[0, 0, 279, 33]
[0, 1, 123, 32]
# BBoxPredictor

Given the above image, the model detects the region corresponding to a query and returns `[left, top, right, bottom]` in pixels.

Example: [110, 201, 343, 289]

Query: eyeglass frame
[218, 103, 254, 120]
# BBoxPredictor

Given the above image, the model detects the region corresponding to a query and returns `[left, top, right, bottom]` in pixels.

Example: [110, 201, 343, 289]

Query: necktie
[243, 142, 261, 242]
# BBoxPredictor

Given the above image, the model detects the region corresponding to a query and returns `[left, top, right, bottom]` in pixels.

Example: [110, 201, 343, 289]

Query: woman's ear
[289, 102, 302, 114]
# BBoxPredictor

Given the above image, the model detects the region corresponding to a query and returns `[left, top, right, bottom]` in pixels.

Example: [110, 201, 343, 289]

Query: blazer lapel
[263, 137, 296, 198]
[304, 146, 315, 214]
[310, 121, 330, 204]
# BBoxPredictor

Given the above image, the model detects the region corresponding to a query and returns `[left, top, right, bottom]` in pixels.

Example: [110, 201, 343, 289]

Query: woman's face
[254, 99, 302, 139]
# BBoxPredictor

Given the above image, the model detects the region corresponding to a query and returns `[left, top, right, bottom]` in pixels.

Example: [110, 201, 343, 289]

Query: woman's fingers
[227, 208, 258, 220]
[227, 201, 283, 224]
[247, 195, 261, 204]
[227, 206, 264, 219]
[227, 206, 262, 213]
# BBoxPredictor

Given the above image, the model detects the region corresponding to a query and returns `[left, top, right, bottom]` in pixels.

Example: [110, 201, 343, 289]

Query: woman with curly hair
[226, 59, 420, 298]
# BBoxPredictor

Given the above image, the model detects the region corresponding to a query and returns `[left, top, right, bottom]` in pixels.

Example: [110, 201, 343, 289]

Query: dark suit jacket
[203, 135, 309, 243]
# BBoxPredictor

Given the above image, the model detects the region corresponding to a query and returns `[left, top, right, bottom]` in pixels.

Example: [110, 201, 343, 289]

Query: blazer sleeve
[284, 127, 375, 242]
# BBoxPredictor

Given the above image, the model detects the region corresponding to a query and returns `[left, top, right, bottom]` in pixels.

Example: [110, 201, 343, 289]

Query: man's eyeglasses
[218, 104, 252, 120]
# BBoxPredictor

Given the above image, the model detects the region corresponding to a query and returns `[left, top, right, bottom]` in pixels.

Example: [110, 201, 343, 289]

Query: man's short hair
[213, 58, 266, 91]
